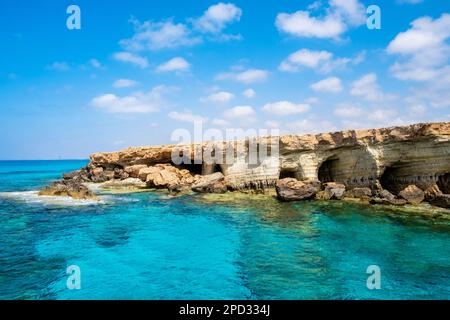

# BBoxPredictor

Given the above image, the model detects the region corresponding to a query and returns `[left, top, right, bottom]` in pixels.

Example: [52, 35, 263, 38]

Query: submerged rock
[276, 178, 320, 201]
[39, 180, 96, 200]
[399, 185, 425, 204]
[192, 172, 227, 193]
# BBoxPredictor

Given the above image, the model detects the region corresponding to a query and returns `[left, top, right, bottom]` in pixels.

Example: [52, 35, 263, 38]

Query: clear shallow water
[0, 160, 449, 300]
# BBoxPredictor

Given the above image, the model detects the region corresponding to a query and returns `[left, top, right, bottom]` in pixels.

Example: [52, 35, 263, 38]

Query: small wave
[0, 191, 105, 206]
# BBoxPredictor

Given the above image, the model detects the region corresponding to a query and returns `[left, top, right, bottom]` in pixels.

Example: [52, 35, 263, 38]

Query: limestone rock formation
[370, 190, 407, 206]
[191, 172, 227, 193]
[124, 165, 148, 178]
[429, 194, 450, 209]
[399, 185, 425, 205]
[344, 187, 372, 200]
[40, 122, 450, 211]
[316, 182, 346, 200]
[39, 179, 96, 200]
[276, 178, 320, 201]
[144, 164, 196, 191]
[99, 178, 147, 189]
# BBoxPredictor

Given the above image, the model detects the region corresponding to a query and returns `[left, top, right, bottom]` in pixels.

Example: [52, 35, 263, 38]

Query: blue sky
[0, 0, 449, 159]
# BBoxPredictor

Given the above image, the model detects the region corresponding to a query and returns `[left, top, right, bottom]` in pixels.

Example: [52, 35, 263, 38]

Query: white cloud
[334, 103, 363, 118]
[265, 120, 281, 129]
[193, 2, 242, 33]
[286, 119, 337, 134]
[262, 101, 310, 116]
[201, 91, 235, 103]
[310, 77, 343, 93]
[242, 88, 256, 98]
[279, 49, 350, 73]
[120, 19, 201, 51]
[275, 0, 365, 39]
[330, 0, 366, 26]
[211, 118, 231, 127]
[350, 73, 384, 101]
[168, 111, 207, 123]
[91, 86, 168, 113]
[368, 108, 397, 122]
[223, 105, 256, 118]
[387, 14, 450, 81]
[113, 79, 138, 88]
[156, 57, 191, 72]
[276, 11, 345, 39]
[47, 62, 70, 71]
[120, 4, 243, 52]
[217, 69, 269, 83]
[113, 52, 149, 68]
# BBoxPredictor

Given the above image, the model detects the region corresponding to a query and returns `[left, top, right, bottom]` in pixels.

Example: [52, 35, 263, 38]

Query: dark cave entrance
[379, 163, 409, 194]
[279, 169, 297, 179]
[437, 173, 450, 194]
[179, 163, 204, 175]
[318, 157, 339, 183]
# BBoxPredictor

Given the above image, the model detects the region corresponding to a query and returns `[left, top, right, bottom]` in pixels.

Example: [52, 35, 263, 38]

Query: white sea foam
[0, 191, 105, 206]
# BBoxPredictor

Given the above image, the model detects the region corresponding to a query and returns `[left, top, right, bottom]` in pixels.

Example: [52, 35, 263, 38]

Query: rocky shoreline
[39, 122, 450, 211]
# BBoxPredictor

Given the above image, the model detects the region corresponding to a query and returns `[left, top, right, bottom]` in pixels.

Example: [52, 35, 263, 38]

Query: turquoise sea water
[0, 160, 449, 300]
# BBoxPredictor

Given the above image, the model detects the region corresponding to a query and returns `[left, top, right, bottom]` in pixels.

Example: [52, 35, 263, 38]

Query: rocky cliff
[44, 122, 450, 209]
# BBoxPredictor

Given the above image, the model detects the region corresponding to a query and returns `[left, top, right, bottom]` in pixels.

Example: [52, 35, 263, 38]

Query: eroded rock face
[276, 178, 320, 201]
[399, 185, 425, 205]
[124, 165, 148, 178]
[316, 182, 346, 200]
[192, 172, 227, 193]
[424, 184, 443, 202]
[39, 180, 96, 200]
[144, 164, 196, 192]
[344, 187, 372, 200]
[41, 122, 450, 209]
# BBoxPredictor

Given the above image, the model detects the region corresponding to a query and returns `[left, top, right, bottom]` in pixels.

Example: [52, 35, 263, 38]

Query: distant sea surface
[0, 160, 449, 299]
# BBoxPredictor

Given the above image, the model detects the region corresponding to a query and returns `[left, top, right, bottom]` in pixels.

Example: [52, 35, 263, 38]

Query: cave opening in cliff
[279, 169, 297, 179]
[380, 164, 405, 194]
[437, 173, 450, 194]
[179, 163, 203, 175]
[318, 157, 339, 183]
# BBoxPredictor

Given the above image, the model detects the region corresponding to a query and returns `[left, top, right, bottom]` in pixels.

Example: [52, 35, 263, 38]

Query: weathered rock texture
[43, 122, 450, 209]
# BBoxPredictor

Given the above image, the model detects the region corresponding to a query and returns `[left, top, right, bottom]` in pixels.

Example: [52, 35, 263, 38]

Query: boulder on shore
[398, 185, 425, 204]
[39, 179, 96, 200]
[124, 165, 148, 178]
[344, 187, 372, 200]
[276, 178, 321, 201]
[370, 189, 407, 206]
[316, 182, 346, 200]
[191, 172, 227, 193]
[143, 164, 197, 192]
